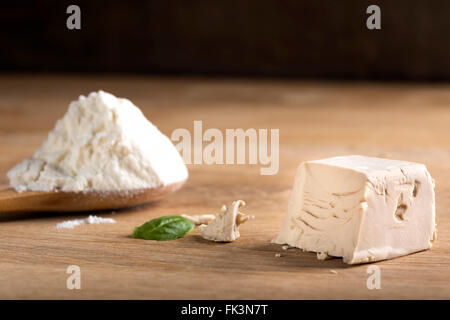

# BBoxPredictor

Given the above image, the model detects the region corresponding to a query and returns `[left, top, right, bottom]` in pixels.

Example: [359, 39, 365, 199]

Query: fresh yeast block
[274, 155, 436, 264]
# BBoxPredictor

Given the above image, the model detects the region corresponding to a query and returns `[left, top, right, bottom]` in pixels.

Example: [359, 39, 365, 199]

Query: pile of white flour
[8, 90, 188, 192]
[56, 215, 116, 229]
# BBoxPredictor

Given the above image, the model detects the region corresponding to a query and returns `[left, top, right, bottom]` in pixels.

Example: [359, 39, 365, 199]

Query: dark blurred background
[1, 0, 449, 80]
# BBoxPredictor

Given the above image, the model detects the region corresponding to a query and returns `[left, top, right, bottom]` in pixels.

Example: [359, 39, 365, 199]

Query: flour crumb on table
[56, 215, 116, 229]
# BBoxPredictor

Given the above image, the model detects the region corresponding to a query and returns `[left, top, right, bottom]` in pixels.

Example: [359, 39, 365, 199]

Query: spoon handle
[0, 181, 185, 213]
[0, 188, 50, 213]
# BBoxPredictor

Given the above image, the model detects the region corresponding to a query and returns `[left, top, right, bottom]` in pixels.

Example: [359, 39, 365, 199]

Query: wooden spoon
[0, 181, 185, 213]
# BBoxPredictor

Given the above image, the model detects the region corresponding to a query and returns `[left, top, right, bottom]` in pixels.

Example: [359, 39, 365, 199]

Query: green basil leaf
[132, 216, 195, 241]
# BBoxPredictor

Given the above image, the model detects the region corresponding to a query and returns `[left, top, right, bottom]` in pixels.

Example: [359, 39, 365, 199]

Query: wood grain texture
[0, 74, 449, 299]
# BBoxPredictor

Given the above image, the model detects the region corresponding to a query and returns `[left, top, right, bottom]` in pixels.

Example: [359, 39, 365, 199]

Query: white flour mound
[56, 215, 116, 229]
[7, 90, 188, 193]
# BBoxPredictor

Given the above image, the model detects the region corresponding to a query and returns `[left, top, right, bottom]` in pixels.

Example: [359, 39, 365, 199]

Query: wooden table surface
[0, 74, 449, 299]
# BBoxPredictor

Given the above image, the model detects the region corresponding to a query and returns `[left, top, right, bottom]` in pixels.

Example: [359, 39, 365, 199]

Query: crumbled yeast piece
[181, 214, 216, 225]
[317, 252, 331, 260]
[198, 200, 251, 242]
